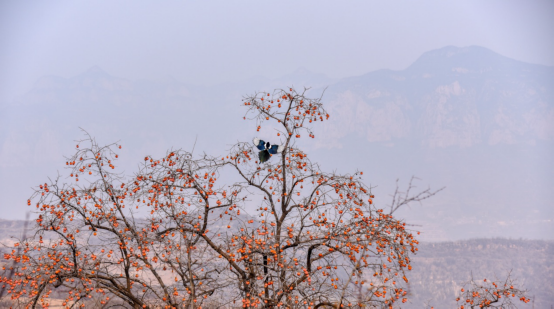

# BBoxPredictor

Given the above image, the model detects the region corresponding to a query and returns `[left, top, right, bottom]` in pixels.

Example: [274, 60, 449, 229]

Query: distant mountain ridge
[318, 45, 554, 148]
[406, 45, 554, 76]
[12, 46, 553, 151]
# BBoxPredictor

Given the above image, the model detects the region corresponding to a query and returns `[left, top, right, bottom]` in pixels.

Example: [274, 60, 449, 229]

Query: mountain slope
[317, 45, 554, 148]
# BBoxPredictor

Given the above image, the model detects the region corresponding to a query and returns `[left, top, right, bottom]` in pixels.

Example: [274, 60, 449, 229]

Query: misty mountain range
[319, 46, 554, 148]
[0, 45, 552, 241]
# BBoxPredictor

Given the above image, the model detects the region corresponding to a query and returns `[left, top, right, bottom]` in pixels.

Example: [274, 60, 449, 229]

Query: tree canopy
[1, 87, 529, 308]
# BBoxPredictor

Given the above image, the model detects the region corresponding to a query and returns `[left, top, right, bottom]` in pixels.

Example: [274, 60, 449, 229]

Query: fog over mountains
[0, 45, 553, 241]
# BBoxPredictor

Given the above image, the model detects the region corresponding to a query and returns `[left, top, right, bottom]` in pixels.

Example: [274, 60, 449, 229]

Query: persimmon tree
[455, 272, 530, 308]
[2, 87, 441, 308]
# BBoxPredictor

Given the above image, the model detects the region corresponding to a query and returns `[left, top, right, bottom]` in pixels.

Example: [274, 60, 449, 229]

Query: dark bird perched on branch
[253, 137, 284, 163]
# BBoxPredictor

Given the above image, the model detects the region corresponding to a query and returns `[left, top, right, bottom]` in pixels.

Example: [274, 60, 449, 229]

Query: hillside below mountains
[404, 238, 553, 308]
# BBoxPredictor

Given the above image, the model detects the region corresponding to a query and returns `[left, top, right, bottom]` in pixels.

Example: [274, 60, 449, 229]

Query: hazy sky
[1, 0, 553, 103]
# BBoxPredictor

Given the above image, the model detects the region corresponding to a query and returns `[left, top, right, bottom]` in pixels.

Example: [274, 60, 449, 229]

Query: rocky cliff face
[318, 46, 554, 149]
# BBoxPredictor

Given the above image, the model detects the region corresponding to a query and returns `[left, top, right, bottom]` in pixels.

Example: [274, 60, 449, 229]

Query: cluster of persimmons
[455, 275, 530, 309]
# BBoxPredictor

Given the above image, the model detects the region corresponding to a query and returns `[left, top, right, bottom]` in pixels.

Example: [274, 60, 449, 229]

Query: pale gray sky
[1, 0, 553, 103]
